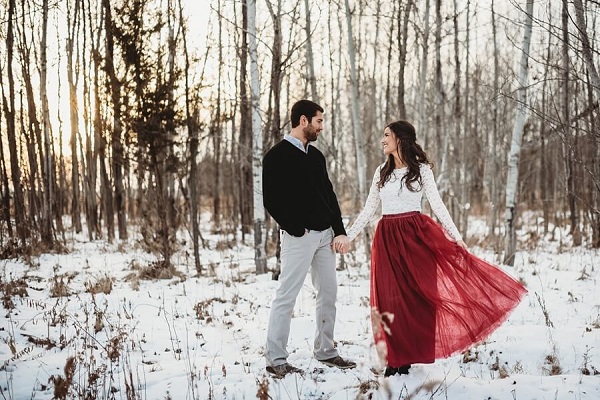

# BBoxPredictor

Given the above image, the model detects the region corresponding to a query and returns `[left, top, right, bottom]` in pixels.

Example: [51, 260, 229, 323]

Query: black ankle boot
[398, 364, 411, 375]
[384, 366, 399, 377]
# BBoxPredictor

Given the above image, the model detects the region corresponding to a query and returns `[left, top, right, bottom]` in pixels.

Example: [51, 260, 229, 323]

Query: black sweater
[262, 140, 347, 237]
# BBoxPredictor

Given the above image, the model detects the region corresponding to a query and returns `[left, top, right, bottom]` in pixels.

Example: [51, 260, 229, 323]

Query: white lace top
[346, 163, 463, 242]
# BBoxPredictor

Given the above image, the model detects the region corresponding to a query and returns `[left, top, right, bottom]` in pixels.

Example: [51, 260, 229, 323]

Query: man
[262, 99, 356, 378]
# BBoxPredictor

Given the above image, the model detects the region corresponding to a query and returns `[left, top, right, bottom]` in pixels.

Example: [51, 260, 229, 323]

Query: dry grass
[581, 345, 600, 376]
[462, 348, 479, 363]
[49, 275, 73, 298]
[543, 354, 562, 376]
[49, 356, 77, 400]
[194, 297, 227, 321]
[129, 259, 185, 281]
[0, 276, 28, 309]
[255, 377, 269, 400]
[85, 274, 114, 294]
[357, 379, 380, 396]
[490, 356, 510, 378]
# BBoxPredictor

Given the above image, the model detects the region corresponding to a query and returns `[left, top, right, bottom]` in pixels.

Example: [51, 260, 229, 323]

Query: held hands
[332, 235, 351, 254]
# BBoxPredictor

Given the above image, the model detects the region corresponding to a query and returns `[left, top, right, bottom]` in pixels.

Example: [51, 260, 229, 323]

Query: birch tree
[434, 0, 450, 194]
[417, 0, 431, 145]
[166, 0, 178, 232]
[81, 0, 99, 240]
[248, 0, 267, 274]
[0, 127, 11, 236]
[304, 0, 318, 102]
[451, 0, 463, 233]
[504, 0, 534, 266]
[485, 0, 500, 240]
[16, 0, 42, 234]
[178, 0, 202, 272]
[239, 0, 253, 238]
[572, 0, 600, 101]
[572, 0, 600, 247]
[3, 0, 27, 244]
[345, 0, 367, 205]
[539, 15, 552, 236]
[265, 0, 283, 147]
[384, 2, 397, 124]
[103, 0, 127, 240]
[91, 0, 115, 241]
[459, 1, 471, 239]
[328, 0, 344, 185]
[397, 0, 414, 119]
[67, 0, 82, 233]
[562, 0, 580, 244]
[40, 0, 54, 245]
[211, 0, 224, 227]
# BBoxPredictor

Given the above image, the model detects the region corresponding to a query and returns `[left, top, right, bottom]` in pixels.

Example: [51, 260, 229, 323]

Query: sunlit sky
[43, 0, 213, 154]
[37, 0, 565, 155]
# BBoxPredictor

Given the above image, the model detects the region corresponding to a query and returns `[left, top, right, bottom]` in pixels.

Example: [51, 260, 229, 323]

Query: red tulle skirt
[369, 212, 527, 367]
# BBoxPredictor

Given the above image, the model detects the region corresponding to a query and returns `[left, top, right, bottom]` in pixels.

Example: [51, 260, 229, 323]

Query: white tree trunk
[504, 0, 534, 266]
[572, 0, 600, 101]
[249, 0, 266, 274]
[563, 0, 580, 245]
[485, 0, 500, 240]
[304, 0, 318, 103]
[452, 0, 463, 235]
[460, 0, 471, 240]
[66, 0, 82, 233]
[434, 0, 450, 196]
[417, 0, 430, 147]
[344, 0, 367, 205]
[40, 0, 54, 243]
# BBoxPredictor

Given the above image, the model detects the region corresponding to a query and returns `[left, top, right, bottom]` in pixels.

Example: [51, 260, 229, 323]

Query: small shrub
[591, 309, 600, 329]
[512, 360, 525, 374]
[85, 274, 114, 294]
[256, 377, 270, 400]
[49, 270, 77, 298]
[194, 298, 227, 321]
[0, 238, 23, 259]
[462, 348, 479, 363]
[0, 276, 28, 309]
[581, 345, 599, 376]
[106, 332, 127, 362]
[577, 267, 590, 281]
[49, 356, 76, 400]
[50, 276, 72, 298]
[134, 260, 184, 281]
[543, 354, 562, 375]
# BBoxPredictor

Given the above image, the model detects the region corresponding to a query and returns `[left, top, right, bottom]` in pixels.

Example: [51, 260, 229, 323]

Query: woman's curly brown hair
[377, 120, 432, 191]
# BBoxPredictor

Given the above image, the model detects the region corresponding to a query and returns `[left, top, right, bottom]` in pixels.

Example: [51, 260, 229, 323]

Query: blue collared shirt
[284, 134, 310, 153]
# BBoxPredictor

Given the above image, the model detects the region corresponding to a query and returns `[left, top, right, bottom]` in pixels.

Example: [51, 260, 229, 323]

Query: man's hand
[332, 235, 350, 254]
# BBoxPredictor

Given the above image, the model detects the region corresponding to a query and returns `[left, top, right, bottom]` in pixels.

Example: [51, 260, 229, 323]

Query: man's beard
[304, 125, 318, 142]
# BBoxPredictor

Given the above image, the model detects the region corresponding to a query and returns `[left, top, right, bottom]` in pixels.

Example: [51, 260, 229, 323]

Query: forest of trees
[0, 0, 598, 273]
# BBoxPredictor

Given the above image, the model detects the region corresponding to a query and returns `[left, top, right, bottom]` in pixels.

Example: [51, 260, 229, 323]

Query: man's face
[302, 111, 324, 142]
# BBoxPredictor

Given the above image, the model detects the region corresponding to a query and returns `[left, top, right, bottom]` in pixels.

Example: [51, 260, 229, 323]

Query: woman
[341, 120, 527, 377]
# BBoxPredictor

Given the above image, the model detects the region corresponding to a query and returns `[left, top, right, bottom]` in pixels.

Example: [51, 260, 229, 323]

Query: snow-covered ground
[1, 218, 599, 399]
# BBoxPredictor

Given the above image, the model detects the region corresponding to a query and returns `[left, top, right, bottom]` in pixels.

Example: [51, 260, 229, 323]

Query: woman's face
[381, 127, 399, 156]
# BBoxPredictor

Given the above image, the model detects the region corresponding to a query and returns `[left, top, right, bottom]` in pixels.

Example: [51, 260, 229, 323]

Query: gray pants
[265, 228, 339, 367]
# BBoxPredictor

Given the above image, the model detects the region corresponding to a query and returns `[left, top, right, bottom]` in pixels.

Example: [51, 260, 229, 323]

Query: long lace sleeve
[346, 166, 382, 241]
[421, 165, 463, 242]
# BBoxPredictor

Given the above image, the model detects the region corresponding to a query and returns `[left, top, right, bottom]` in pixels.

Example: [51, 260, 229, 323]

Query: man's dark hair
[290, 100, 324, 128]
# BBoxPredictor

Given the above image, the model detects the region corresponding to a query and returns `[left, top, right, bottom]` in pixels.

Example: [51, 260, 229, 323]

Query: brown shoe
[319, 356, 357, 369]
[265, 363, 303, 378]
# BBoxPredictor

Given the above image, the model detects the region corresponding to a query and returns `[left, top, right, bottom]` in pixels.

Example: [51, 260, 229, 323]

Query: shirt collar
[284, 134, 309, 153]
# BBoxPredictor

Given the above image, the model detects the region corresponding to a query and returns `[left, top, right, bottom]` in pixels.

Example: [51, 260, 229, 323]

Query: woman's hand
[332, 235, 350, 254]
